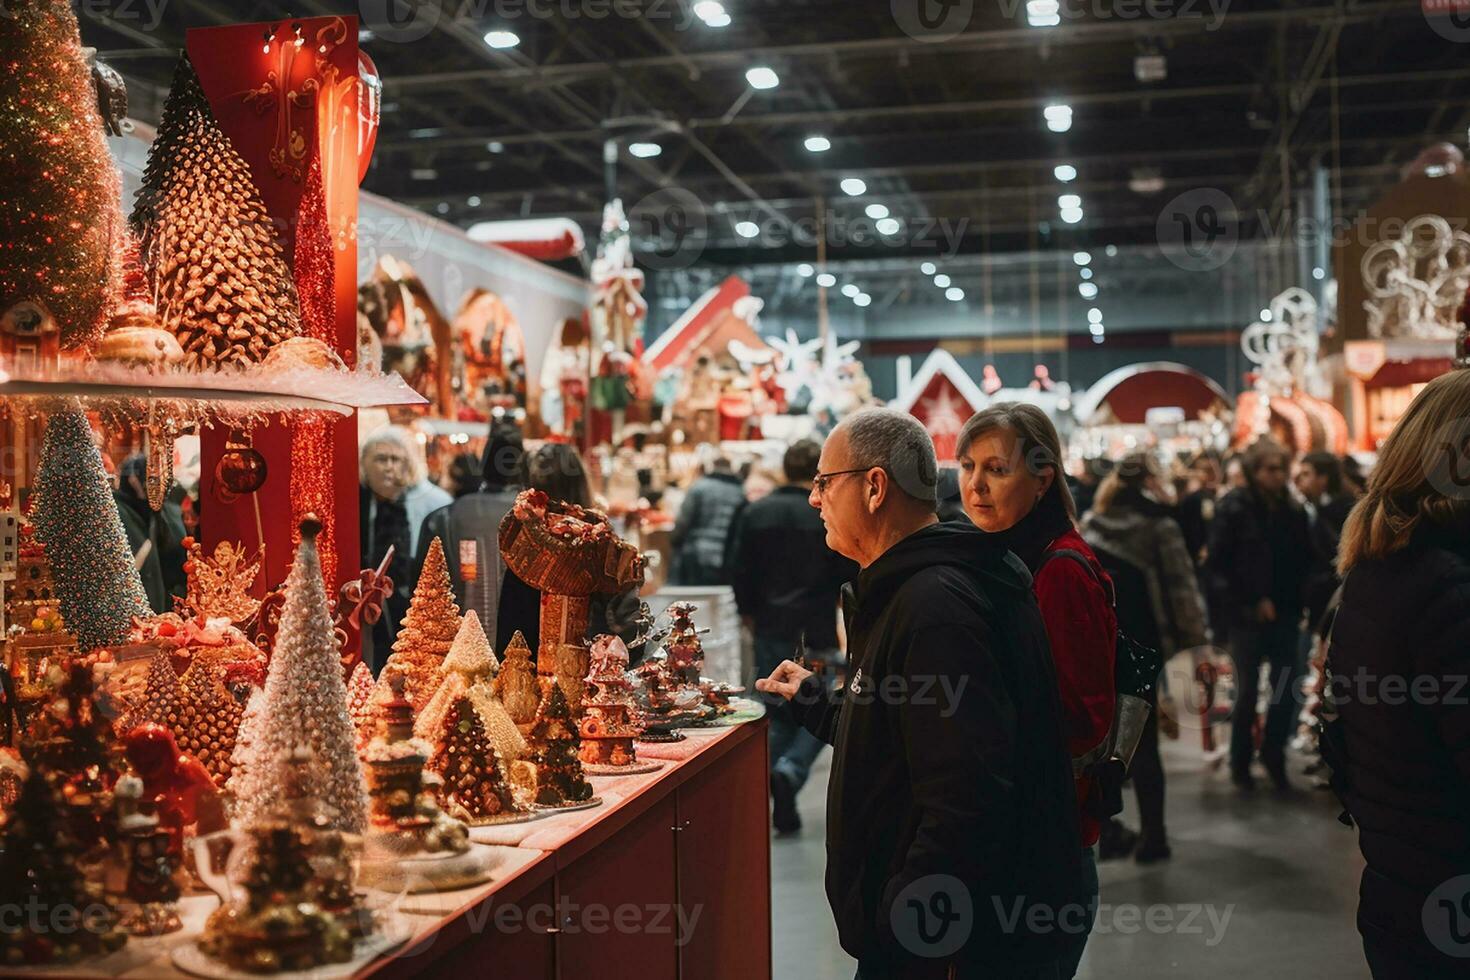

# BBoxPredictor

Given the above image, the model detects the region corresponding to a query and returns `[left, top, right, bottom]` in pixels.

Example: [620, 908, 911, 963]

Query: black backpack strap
[1039, 548, 1116, 608]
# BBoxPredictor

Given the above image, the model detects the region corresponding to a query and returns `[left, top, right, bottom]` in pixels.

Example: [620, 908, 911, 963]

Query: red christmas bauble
[215, 446, 267, 496]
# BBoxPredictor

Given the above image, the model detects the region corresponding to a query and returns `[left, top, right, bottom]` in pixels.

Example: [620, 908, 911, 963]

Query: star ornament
[920, 384, 966, 438]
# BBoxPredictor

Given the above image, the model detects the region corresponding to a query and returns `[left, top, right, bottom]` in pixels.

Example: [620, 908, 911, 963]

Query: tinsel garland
[30, 409, 152, 649]
[0, 0, 121, 349]
[290, 156, 339, 584]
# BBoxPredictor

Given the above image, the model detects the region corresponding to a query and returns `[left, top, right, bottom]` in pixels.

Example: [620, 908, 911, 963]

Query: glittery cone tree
[493, 630, 541, 727]
[230, 518, 367, 834]
[31, 409, 152, 649]
[130, 55, 300, 367]
[346, 660, 376, 751]
[429, 695, 522, 825]
[376, 537, 460, 712]
[417, 610, 528, 762]
[0, 0, 121, 350]
[528, 680, 594, 807]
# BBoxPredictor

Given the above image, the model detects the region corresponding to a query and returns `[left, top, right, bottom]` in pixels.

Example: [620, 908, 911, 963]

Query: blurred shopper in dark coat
[1329, 370, 1470, 979]
[670, 456, 745, 585]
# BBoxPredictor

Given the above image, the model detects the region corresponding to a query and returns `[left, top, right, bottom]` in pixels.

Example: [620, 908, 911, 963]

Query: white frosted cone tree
[230, 517, 367, 833]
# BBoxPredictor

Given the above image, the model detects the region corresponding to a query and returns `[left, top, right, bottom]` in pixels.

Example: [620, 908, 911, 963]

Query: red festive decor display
[579, 636, 651, 774]
[122, 722, 223, 859]
[214, 430, 268, 499]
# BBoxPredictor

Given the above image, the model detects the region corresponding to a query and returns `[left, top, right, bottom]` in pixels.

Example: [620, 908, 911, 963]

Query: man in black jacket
[758, 409, 1085, 979]
[730, 439, 858, 833]
[1207, 438, 1313, 790]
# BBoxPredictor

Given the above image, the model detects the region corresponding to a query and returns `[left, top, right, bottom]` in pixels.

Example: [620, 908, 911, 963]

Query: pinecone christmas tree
[430, 695, 522, 824]
[229, 517, 367, 834]
[376, 537, 460, 712]
[0, 0, 121, 350]
[528, 679, 594, 807]
[30, 409, 152, 650]
[125, 648, 182, 734]
[0, 769, 126, 964]
[130, 55, 300, 368]
[175, 650, 246, 786]
[493, 630, 541, 726]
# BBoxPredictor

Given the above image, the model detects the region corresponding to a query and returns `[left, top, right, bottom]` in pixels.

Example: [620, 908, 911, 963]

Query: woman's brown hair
[1338, 369, 1470, 574]
[957, 402, 1077, 521]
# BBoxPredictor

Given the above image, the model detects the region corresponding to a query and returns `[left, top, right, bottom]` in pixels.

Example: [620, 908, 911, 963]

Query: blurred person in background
[958, 403, 1115, 979]
[1329, 369, 1470, 979]
[501, 442, 644, 654]
[443, 450, 483, 499]
[1340, 453, 1369, 499]
[1069, 457, 1112, 517]
[1224, 454, 1247, 490]
[1298, 451, 1353, 637]
[671, 455, 745, 585]
[361, 426, 453, 667]
[114, 453, 187, 614]
[1207, 438, 1312, 791]
[417, 421, 525, 653]
[1177, 451, 1224, 564]
[1082, 453, 1209, 865]
[729, 439, 858, 834]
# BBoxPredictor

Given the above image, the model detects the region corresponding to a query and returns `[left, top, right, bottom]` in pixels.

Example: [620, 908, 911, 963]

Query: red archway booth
[1337, 340, 1455, 450]
[1075, 362, 1230, 425]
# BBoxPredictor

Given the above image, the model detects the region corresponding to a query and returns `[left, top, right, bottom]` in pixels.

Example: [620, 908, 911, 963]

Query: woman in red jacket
[957, 403, 1116, 980]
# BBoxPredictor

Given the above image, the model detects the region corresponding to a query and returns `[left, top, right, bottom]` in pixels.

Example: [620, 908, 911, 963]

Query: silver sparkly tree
[230, 517, 367, 833]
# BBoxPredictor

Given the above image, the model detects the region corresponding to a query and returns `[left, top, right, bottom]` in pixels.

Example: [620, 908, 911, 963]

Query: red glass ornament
[215, 436, 267, 496]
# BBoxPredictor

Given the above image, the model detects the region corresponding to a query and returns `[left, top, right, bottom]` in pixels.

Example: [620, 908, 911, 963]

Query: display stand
[0, 721, 772, 979]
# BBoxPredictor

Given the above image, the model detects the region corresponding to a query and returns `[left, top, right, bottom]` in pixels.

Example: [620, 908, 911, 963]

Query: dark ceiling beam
[381, 3, 1419, 93]
[371, 66, 1470, 154]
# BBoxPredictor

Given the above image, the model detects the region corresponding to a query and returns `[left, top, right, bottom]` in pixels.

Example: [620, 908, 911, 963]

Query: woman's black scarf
[983, 488, 1074, 574]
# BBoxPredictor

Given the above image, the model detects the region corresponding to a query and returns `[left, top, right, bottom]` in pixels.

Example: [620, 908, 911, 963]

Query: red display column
[186, 16, 363, 592]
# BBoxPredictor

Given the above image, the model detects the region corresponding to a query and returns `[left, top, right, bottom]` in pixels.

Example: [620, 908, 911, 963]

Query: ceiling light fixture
[804, 135, 831, 152]
[628, 142, 662, 158]
[1043, 103, 1072, 133]
[484, 30, 519, 49]
[920, 262, 937, 276]
[734, 220, 761, 239]
[746, 66, 780, 90]
[840, 177, 867, 196]
[1026, 0, 1060, 26]
[841, 283, 861, 298]
[1079, 282, 1098, 299]
[854, 294, 872, 308]
[1060, 207, 1084, 224]
[1054, 164, 1077, 182]
[1073, 250, 1091, 266]
[933, 274, 952, 288]
[1087, 307, 1103, 323]
[816, 273, 836, 287]
[1079, 267, 1093, 280]
[865, 203, 890, 219]
[1058, 193, 1081, 209]
[946, 287, 965, 301]
[796, 263, 815, 277]
[875, 217, 901, 235]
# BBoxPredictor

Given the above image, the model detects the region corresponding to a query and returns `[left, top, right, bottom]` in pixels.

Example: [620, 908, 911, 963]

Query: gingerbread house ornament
[891, 349, 989, 462]
[578, 635, 659, 776]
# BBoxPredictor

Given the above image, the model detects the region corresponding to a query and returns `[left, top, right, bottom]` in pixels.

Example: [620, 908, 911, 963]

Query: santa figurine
[122, 723, 225, 859]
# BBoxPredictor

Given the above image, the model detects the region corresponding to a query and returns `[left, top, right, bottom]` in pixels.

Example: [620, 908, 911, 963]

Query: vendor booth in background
[1233, 287, 1349, 454]
[1326, 144, 1468, 448]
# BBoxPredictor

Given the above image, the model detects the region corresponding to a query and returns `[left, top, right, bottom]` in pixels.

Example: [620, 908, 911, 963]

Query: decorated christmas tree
[364, 670, 434, 837]
[30, 409, 152, 650]
[0, 770, 126, 964]
[202, 824, 351, 972]
[417, 610, 528, 763]
[123, 647, 183, 733]
[21, 662, 122, 853]
[528, 679, 595, 808]
[229, 517, 367, 834]
[0, 0, 121, 350]
[130, 54, 300, 367]
[376, 537, 460, 712]
[175, 650, 246, 786]
[346, 659, 376, 751]
[493, 630, 541, 726]
[430, 695, 524, 825]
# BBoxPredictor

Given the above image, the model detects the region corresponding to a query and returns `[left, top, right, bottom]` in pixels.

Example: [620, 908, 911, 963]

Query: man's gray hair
[839, 408, 938, 505]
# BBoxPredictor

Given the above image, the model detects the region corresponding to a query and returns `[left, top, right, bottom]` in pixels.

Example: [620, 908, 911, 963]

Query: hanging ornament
[143, 406, 174, 512]
[356, 50, 380, 185]
[214, 430, 267, 501]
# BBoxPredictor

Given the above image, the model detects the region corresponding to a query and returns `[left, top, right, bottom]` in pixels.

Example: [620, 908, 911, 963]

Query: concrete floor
[771, 738, 1371, 980]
